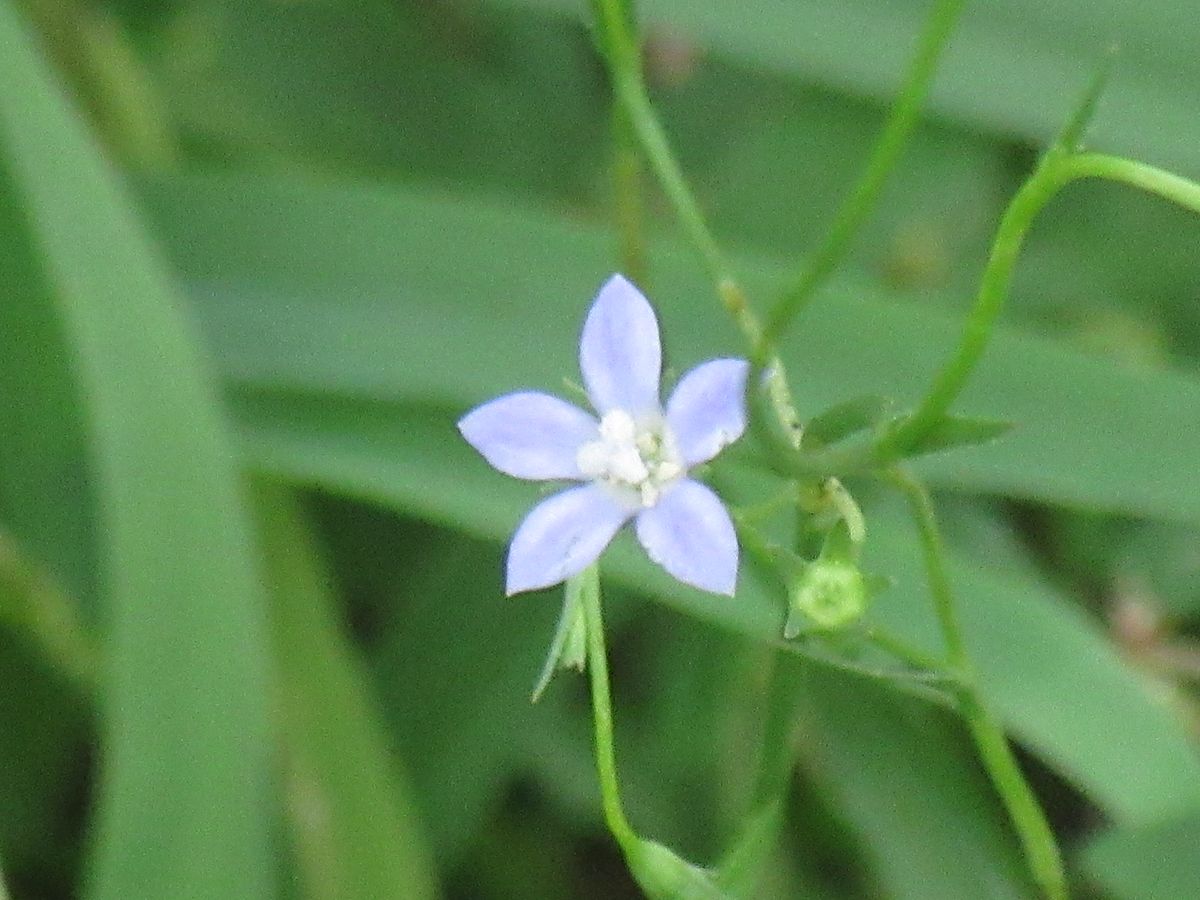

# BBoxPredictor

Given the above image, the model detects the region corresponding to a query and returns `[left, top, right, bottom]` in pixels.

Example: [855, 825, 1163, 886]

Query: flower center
[576, 409, 683, 508]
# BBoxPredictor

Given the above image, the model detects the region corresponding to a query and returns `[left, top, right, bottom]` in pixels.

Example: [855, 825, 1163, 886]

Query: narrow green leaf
[251, 480, 441, 900]
[530, 576, 588, 703]
[1050, 44, 1119, 155]
[0, 5, 274, 897]
[800, 395, 891, 451]
[893, 413, 1015, 458]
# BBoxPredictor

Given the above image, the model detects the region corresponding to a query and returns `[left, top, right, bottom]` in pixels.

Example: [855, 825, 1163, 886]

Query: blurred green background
[1, 0, 1200, 898]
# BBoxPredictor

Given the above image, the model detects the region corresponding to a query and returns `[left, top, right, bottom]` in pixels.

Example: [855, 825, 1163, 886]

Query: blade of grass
[0, 4, 274, 897]
[251, 479, 441, 900]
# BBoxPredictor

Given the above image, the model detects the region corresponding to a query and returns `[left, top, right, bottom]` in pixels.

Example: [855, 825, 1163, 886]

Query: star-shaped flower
[459, 274, 749, 596]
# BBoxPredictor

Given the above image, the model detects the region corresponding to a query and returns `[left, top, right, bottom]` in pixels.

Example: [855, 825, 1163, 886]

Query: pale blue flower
[459, 274, 749, 596]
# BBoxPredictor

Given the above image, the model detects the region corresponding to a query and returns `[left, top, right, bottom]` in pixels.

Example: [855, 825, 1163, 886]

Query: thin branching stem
[589, 0, 738, 306]
[588, 0, 809, 454]
[880, 152, 1200, 458]
[888, 467, 1067, 900]
[861, 624, 948, 675]
[760, 0, 968, 352]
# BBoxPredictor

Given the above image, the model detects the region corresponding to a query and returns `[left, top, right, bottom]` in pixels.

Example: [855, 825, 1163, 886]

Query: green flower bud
[785, 558, 867, 637]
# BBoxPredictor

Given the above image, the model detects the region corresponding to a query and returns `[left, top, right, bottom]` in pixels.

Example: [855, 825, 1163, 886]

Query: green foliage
[0, 0, 1199, 897]
[1081, 811, 1200, 900]
[0, 3, 273, 897]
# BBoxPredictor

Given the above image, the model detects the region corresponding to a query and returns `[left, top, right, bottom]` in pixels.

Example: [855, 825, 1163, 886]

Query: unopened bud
[785, 558, 867, 637]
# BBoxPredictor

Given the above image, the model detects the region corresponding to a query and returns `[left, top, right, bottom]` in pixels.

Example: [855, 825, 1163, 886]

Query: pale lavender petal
[665, 358, 750, 466]
[507, 484, 630, 595]
[579, 274, 662, 416]
[459, 392, 598, 480]
[635, 479, 738, 595]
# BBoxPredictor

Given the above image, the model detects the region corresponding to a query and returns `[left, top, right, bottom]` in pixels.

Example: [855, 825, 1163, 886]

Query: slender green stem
[580, 565, 639, 853]
[745, 0, 967, 476]
[588, 0, 806, 465]
[1063, 152, 1200, 213]
[751, 653, 804, 807]
[590, 0, 732, 295]
[881, 151, 1200, 458]
[761, 0, 968, 351]
[612, 100, 647, 283]
[889, 468, 1067, 900]
[862, 624, 949, 676]
[888, 470, 968, 670]
[715, 652, 802, 893]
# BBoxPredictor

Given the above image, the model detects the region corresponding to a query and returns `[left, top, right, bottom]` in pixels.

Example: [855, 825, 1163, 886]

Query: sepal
[530, 573, 589, 702]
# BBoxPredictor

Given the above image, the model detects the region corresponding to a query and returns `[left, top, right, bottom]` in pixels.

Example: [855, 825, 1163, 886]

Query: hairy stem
[889, 468, 1067, 900]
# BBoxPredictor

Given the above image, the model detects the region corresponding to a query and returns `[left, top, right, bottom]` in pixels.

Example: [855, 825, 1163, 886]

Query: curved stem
[747, 0, 967, 472]
[760, 0, 968, 351]
[880, 151, 1200, 458]
[580, 565, 639, 853]
[889, 468, 1067, 900]
[1063, 152, 1200, 213]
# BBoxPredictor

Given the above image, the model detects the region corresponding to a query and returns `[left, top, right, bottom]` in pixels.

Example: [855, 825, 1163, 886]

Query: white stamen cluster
[577, 409, 683, 508]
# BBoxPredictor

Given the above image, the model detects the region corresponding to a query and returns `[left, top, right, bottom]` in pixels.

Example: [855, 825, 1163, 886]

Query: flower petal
[507, 484, 630, 595]
[665, 358, 750, 466]
[635, 479, 738, 595]
[459, 391, 598, 480]
[579, 274, 662, 416]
